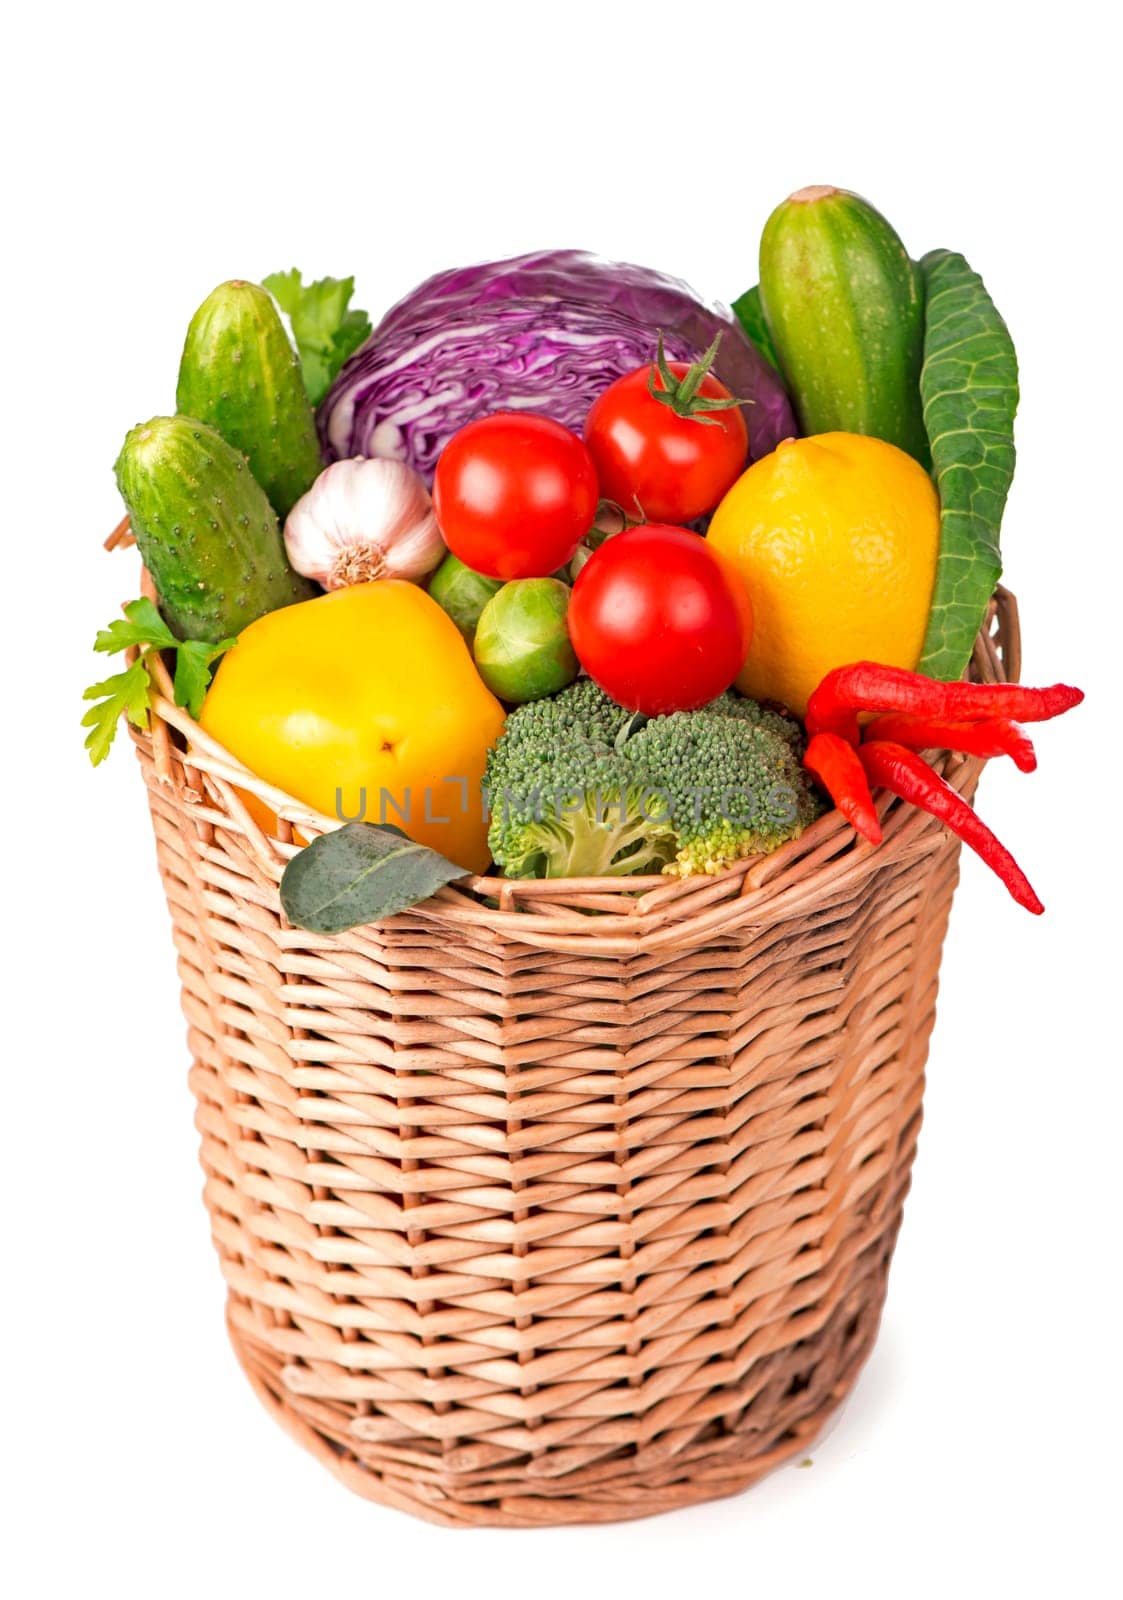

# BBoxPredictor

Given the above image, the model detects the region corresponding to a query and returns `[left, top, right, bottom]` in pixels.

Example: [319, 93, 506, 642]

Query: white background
[5, 4, 1119, 1596]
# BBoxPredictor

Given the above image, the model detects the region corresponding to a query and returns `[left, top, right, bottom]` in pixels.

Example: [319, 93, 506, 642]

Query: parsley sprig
[82, 597, 234, 766]
[263, 270, 372, 407]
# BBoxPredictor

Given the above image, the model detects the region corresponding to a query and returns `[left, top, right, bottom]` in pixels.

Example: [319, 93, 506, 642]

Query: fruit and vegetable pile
[87, 186, 1083, 929]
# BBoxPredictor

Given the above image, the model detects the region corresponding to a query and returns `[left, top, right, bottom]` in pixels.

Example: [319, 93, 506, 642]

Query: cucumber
[115, 416, 317, 643]
[176, 280, 322, 520]
[758, 186, 928, 465]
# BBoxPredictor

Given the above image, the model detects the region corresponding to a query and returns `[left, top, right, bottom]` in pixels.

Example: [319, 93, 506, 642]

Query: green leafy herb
[92, 599, 177, 655]
[731, 284, 780, 372]
[170, 637, 234, 720]
[280, 822, 471, 933]
[81, 664, 154, 766]
[83, 597, 235, 765]
[917, 249, 1019, 680]
[263, 269, 372, 406]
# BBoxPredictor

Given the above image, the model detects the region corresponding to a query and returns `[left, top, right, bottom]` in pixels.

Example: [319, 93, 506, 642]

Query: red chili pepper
[858, 740, 1044, 914]
[864, 714, 1038, 774]
[803, 732, 883, 845]
[807, 661, 1083, 742]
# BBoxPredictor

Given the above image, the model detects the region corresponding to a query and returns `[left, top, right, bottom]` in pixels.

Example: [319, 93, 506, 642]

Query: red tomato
[584, 358, 748, 523]
[432, 412, 598, 579]
[568, 524, 754, 715]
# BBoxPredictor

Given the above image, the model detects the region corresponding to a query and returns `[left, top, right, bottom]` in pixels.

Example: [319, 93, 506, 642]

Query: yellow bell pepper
[200, 580, 505, 874]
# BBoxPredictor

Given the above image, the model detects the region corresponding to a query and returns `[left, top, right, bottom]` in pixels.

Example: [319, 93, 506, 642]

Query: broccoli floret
[484, 680, 819, 880]
[703, 689, 807, 757]
[495, 675, 637, 750]
[484, 679, 678, 877]
[627, 703, 819, 877]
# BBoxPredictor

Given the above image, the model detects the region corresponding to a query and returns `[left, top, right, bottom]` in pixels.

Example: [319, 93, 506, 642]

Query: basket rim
[131, 581, 1018, 950]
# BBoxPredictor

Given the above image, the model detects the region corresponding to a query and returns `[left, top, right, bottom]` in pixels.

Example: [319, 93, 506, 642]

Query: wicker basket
[130, 584, 1019, 1528]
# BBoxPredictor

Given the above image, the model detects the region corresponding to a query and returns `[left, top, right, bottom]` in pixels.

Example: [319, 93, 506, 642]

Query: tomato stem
[588, 499, 642, 548]
[647, 333, 748, 425]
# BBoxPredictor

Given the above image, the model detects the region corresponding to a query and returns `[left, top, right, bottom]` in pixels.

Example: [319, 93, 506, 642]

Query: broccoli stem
[537, 800, 674, 878]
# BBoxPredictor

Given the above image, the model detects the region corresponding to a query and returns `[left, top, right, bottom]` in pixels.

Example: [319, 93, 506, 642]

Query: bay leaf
[280, 822, 471, 934]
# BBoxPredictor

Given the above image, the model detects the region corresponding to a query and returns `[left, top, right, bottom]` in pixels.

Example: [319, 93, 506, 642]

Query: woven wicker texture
[133, 590, 1018, 1528]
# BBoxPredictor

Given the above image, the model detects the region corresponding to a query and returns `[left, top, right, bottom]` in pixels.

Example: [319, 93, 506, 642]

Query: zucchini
[115, 416, 316, 642]
[176, 279, 322, 520]
[758, 185, 928, 465]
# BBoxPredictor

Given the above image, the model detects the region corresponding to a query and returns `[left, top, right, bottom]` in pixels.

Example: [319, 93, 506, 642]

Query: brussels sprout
[474, 579, 578, 704]
[428, 553, 503, 642]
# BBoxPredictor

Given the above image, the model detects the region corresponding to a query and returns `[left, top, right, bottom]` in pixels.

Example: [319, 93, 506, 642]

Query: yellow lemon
[707, 432, 939, 716]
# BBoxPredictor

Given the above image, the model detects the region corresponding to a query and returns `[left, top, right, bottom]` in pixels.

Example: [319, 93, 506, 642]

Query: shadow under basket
[132, 590, 1020, 1529]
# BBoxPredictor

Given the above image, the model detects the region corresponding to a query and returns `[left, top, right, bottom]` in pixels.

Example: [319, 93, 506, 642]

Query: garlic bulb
[284, 457, 445, 590]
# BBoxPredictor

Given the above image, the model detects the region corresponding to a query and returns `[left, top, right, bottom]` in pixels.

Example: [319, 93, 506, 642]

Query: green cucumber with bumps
[176, 279, 322, 520]
[115, 416, 317, 643]
[758, 185, 929, 465]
